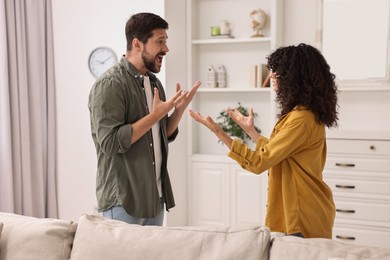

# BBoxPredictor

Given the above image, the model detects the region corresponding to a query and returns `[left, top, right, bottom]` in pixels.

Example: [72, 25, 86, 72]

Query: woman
[189, 43, 338, 238]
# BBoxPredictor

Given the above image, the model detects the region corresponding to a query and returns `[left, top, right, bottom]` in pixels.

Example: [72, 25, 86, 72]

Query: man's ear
[132, 38, 142, 50]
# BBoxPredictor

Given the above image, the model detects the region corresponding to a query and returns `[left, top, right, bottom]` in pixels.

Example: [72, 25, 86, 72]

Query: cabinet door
[230, 164, 267, 226]
[190, 162, 230, 226]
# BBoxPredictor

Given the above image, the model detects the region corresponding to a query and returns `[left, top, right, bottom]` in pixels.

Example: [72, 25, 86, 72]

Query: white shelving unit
[186, 0, 284, 226]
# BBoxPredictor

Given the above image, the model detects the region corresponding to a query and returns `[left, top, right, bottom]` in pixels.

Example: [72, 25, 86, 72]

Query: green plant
[217, 102, 261, 144]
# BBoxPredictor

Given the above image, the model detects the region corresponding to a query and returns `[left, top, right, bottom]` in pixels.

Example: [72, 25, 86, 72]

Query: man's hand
[174, 80, 201, 115]
[150, 87, 188, 121]
[130, 84, 198, 145]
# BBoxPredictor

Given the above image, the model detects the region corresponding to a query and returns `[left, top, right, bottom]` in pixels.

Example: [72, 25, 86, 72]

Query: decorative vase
[220, 20, 230, 35]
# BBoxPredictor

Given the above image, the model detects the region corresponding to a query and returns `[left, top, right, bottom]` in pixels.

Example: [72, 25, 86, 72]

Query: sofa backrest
[70, 214, 271, 260]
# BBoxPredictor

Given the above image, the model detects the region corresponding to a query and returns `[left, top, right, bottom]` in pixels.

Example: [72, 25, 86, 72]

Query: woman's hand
[227, 107, 255, 132]
[228, 107, 261, 143]
[189, 109, 233, 148]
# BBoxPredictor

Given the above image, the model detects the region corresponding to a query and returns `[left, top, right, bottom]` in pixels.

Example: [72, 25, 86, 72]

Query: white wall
[282, 1, 390, 135]
[52, 0, 165, 221]
[164, 0, 189, 226]
[52, 0, 390, 222]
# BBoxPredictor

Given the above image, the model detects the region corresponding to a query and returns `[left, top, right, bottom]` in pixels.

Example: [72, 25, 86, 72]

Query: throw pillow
[0, 212, 77, 260]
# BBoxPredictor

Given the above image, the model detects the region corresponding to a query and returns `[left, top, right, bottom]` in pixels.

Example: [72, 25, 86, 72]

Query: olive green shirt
[228, 106, 335, 238]
[88, 57, 177, 218]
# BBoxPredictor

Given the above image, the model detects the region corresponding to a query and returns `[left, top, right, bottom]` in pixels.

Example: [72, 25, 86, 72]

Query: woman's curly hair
[266, 43, 339, 128]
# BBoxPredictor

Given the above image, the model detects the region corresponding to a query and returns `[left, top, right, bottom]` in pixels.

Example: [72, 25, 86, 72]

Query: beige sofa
[1, 212, 389, 260]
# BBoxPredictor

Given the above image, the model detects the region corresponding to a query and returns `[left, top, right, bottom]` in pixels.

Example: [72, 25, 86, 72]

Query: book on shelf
[250, 64, 270, 88]
[262, 72, 271, 88]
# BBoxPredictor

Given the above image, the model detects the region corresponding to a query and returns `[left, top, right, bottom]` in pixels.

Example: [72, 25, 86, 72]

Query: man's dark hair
[266, 43, 339, 128]
[125, 12, 168, 51]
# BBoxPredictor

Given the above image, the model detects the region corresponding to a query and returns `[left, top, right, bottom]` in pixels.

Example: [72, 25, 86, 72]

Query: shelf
[336, 79, 390, 91]
[192, 37, 272, 45]
[326, 129, 390, 141]
[338, 86, 390, 92]
[197, 87, 271, 93]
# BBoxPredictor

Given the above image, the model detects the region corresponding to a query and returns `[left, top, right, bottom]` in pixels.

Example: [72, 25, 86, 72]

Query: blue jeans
[289, 232, 304, 238]
[103, 199, 165, 226]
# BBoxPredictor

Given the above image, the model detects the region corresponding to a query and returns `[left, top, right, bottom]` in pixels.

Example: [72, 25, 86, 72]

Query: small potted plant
[216, 102, 261, 144]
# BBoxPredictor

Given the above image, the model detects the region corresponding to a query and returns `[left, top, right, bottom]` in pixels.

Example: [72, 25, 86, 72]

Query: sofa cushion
[269, 236, 390, 260]
[0, 212, 77, 260]
[71, 214, 270, 260]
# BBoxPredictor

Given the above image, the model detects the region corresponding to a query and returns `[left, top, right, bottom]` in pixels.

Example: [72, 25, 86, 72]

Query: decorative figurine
[207, 65, 217, 87]
[250, 8, 267, 37]
[217, 65, 227, 88]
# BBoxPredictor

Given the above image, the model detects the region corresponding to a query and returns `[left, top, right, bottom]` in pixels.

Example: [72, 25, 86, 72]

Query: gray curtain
[0, 0, 58, 218]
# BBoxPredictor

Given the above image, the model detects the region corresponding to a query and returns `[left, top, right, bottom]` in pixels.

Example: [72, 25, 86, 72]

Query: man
[88, 12, 200, 226]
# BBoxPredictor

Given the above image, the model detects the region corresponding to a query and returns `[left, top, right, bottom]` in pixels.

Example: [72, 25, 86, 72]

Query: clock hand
[101, 57, 113, 64]
[93, 59, 104, 64]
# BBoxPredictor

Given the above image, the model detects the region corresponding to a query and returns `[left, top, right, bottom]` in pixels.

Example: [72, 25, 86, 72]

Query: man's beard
[142, 50, 164, 73]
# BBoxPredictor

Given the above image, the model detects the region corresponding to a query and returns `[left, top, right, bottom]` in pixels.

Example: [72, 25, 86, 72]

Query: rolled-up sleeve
[228, 137, 270, 174]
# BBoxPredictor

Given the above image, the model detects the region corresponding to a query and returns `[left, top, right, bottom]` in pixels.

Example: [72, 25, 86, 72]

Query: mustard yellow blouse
[228, 106, 335, 238]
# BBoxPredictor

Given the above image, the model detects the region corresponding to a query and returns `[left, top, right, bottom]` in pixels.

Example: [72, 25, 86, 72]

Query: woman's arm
[189, 109, 233, 149]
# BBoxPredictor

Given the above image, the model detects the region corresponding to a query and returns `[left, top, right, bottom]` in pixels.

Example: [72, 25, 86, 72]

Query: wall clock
[88, 47, 117, 78]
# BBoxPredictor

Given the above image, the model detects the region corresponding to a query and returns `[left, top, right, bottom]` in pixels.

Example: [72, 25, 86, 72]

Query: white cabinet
[186, 0, 283, 226]
[189, 160, 230, 226]
[189, 156, 267, 226]
[324, 132, 390, 248]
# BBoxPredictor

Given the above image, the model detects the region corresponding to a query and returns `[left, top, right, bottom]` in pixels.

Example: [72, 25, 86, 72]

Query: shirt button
[150, 143, 153, 147]
[152, 162, 155, 165]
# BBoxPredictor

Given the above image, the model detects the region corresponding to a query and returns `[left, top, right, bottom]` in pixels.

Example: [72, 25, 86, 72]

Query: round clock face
[88, 47, 117, 78]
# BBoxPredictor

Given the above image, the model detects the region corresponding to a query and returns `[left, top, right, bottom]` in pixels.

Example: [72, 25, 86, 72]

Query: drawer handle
[336, 235, 356, 241]
[336, 209, 355, 213]
[335, 184, 355, 189]
[335, 163, 355, 168]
